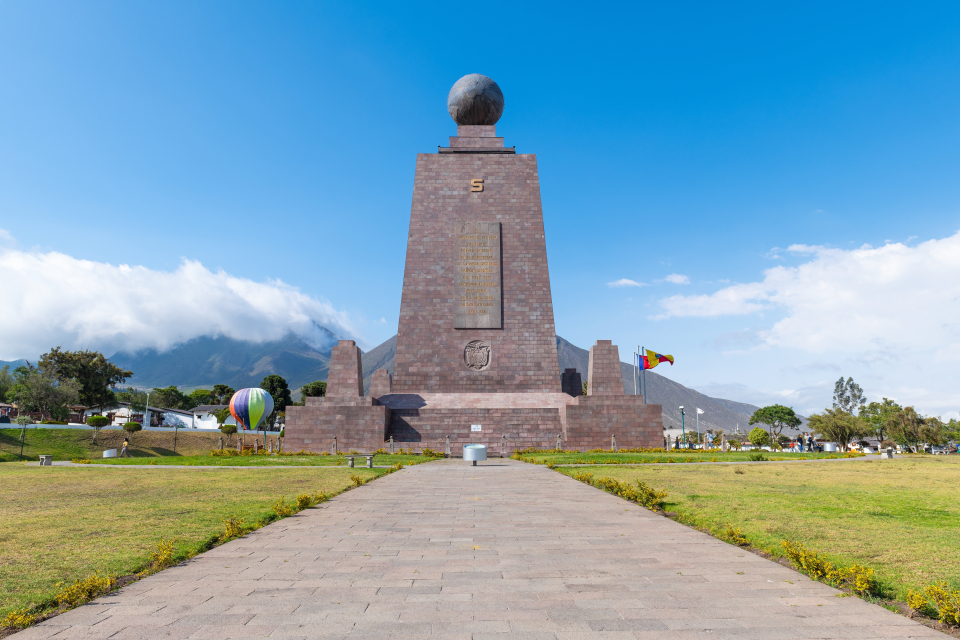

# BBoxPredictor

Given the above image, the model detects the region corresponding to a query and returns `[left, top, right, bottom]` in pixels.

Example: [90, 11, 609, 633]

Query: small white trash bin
[463, 444, 487, 466]
[103, 449, 117, 458]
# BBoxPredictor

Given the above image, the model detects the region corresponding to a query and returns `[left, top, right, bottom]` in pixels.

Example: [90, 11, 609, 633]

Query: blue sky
[2, 1, 960, 416]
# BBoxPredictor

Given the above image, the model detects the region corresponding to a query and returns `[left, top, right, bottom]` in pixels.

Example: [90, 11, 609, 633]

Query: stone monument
[284, 74, 663, 454]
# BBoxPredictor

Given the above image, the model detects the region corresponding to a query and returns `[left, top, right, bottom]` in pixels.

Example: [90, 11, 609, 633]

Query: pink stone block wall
[587, 340, 625, 396]
[326, 340, 363, 398]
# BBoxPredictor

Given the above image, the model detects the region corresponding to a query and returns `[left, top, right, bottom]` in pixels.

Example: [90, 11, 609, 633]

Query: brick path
[16, 459, 946, 639]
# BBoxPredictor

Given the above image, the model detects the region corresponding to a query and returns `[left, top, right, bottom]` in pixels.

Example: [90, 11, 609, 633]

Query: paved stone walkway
[16, 459, 946, 639]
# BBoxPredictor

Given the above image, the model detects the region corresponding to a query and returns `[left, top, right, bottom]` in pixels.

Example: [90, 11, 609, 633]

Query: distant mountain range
[104, 333, 769, 433]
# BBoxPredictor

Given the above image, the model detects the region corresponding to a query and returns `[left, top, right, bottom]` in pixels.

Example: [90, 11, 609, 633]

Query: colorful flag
[645, 349, 675, 369]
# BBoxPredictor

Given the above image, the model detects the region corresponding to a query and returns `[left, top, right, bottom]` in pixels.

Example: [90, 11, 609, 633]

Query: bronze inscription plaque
[454, 221, 502, 329]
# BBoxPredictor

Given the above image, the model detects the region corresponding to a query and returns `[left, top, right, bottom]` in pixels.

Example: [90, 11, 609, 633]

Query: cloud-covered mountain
[0, 246, 354, 361]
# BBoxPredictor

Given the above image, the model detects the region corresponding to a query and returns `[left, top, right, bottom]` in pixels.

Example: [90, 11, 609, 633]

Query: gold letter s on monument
[470, 178, 484, 192]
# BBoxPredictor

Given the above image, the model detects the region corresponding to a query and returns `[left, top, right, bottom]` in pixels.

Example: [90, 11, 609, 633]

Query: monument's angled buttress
[392, 127, 561, 394]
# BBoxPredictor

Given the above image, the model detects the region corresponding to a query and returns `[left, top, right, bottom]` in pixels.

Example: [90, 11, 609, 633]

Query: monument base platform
[284, 392, 664, 455]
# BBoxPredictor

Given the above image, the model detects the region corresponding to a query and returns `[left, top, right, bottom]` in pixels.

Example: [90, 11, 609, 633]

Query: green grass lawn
[558, 456, 960, 599]
[88, 453, 435, 467]
[518, 450, 857, 465]
[0, 464, 385, 617]
[0, 428, 227, 463]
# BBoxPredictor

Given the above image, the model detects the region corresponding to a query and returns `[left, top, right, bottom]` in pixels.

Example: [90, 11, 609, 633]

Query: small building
[0, 403, 15, 418]
[190, 405, 238, 430]
[83, 402, 196, 428]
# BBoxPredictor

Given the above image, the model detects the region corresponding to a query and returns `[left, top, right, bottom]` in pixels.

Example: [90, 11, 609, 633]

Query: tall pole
[680, 407, 686, 445]
[641, 345, 647, 405]
[144, 392, 150, 429]
[633, 350, 638, 399]
[696, 410, 700, 441]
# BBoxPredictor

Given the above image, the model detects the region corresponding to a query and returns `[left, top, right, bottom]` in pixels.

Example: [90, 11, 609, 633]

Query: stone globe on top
[447, 74, 504, 126]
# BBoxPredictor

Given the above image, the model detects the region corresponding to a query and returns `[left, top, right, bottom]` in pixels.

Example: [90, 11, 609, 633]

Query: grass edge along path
[512, 447, 865, 466]
[83, 453, 437, 467]
[0, 459, 424, 637]
[557, 464, 960, 636]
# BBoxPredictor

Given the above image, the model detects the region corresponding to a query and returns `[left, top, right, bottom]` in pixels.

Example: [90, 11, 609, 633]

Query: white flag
[696, 408, 704, 414]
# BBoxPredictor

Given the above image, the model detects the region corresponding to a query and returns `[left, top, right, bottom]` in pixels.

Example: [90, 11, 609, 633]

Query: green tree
[38, 348, 132, 412]
[860, 398, 901, 443]
[150, 386, 192, 410]
[116, 387, 148, 411]
[122, 420, 143, 445]
[13, 363, 80, 421]
[220, 423, 238, 446]
[727, 435, 743, 451]
[188, 389, 214, 406]
[0, 364, 13, 402]
[86, 415, 110, 443]
[886, 406, 923, 450]
[295, 380, 327, 405]
[260, 375, 292, 430]
[920, 416, 948, 447]
[748, 427, 770, 448]
[748, 405, 802, 443]
[833, 376, 866, 414]
[211, 384, 235, 405]
[807, 408, 869, 451]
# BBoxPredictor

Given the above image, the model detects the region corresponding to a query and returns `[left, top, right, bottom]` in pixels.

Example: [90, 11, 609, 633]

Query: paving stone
[9, 459, 948, 639]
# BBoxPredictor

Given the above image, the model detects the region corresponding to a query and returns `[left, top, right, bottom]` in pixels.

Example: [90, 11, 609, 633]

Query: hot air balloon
[229, 388, 275, 432]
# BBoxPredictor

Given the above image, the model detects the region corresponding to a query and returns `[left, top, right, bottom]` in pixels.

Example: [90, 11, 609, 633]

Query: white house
[190, 405, 238, 430]
[83, 402, 195, 428]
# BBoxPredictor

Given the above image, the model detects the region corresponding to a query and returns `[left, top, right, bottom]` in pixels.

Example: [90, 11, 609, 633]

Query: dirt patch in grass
[0, 464, 383, 617]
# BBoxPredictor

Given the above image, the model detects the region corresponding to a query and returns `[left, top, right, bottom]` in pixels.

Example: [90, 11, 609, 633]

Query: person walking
[120, 438, 130, 458]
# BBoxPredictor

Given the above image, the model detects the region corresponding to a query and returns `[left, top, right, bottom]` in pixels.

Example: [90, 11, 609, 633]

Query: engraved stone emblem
[464, 340, 492, 371]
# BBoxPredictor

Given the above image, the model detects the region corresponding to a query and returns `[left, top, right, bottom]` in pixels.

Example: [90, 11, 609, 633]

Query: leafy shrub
[589, 477, 667, 511]
[122, 421, 142, 434]
[722, 526, 749, 546]
[86, 416, 109, 428]
[219, 517, 245, 542]
[748, 452, 768, 462]
[781, 541, 876, 595]
[55, 572, 116, 608]
[748, 427, 770, 448]
[421, 447, 445, 458]
[908, 582, 960, 625]
[392, 462, 404, 471]
[350, 473, 366, 487]
[137, 539, 177, 577]
[220, 424, 237, 436]
[273, 498, 293, 517]
[71, 458, 91, 464]
[3, 608, 37, 629]
[40, 420, 67, 425]
[296, 494, 313, 510]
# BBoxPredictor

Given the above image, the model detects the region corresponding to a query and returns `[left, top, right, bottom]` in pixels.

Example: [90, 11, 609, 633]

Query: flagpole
[641, 345, 647, 405]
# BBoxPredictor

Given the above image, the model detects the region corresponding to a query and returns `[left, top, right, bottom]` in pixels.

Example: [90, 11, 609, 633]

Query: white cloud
[0, 247, 357, 360]
[663, 273, 690, 285]
[655, 231, 960, 356]
[0, 229, 13, 243]
[607, 278, 647, 288]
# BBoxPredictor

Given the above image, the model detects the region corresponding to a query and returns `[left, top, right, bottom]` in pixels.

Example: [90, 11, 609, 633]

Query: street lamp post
[679, 406, 686, 448]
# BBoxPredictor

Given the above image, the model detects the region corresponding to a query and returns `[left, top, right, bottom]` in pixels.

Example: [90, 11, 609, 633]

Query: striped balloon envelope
[229, 388, 275, 431]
